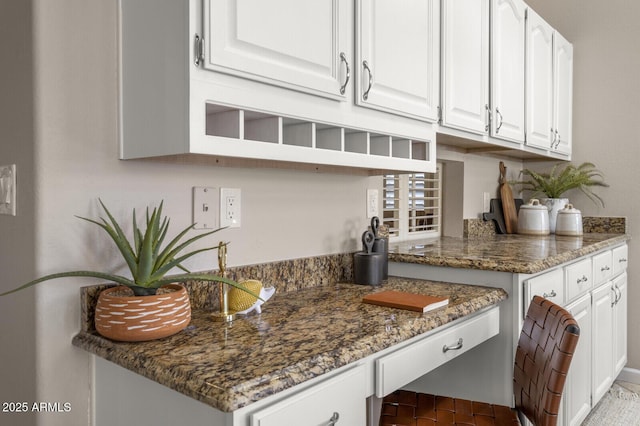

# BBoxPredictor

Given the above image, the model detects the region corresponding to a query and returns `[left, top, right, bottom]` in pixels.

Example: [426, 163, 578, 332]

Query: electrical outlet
[367, 189, 379, 218]
[192, 187, 218, 229]
[483, 192, 491, 212]
[220, 188, 241, 228]
[0, 164, 16, 216]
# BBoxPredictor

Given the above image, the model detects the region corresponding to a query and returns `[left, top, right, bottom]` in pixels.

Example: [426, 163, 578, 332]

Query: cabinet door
[553, 32, 573, 155]
[441, 0, 490, 134]
[203, 0, 351, 100]
[525, 8, 554, 150]
[591, 282, 613, 405]
[564, 294, 592, 426]
[356, 0, 440, 121]
[250, 365, 366, 426]
[490, 0, 526, 142]
[613, 272, 627, 377]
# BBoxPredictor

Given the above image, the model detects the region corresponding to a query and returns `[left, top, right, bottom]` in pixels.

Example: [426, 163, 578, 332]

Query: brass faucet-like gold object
[211, 241, 236, 322]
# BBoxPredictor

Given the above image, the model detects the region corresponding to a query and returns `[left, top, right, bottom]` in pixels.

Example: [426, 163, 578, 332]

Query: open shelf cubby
[204, 103, 434, 173]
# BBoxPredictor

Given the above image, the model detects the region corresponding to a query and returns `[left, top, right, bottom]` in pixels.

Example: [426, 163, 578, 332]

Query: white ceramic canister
[555, 203, 583, 236]
[517, 199, 550, 235]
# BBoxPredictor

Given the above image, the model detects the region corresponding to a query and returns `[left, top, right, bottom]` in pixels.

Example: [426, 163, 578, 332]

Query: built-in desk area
[73, 276, 506, 426]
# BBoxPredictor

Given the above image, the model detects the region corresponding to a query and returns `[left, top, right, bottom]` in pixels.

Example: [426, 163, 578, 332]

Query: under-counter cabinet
[119, 0, 436, 173]
[356, 0, 440, 121]
[389, 242, 628, 426]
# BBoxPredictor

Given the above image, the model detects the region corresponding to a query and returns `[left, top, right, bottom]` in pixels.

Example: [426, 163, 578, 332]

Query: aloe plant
[0, 199, 256, 297]
[512, 162, 609, 207]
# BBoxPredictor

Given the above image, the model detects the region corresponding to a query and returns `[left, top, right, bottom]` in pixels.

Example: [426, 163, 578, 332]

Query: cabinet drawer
[375, 307, 499, 397]
[566, 258, 593, 301]
[525, 268, 564, 309]
[251, 365, 366, 426]
[592, 251, 613, 287]
[613, 245, 629, 275]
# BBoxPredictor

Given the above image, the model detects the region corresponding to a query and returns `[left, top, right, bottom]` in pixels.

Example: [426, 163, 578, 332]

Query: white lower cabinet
[592, 281, 614, 404]
[564, 293, 592, 426]
[613, 272, 628, 377]
[389, 242, 628, 426]
[251, 364, 366, 426]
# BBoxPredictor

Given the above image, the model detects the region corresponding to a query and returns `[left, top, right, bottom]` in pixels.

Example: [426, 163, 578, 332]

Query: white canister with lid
[555, 204, 583, 236]
[517, 199, 550, 235]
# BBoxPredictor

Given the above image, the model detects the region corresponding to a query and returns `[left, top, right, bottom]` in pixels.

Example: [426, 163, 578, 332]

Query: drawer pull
[327, 412, 340, 425]
[443, 338, 464, 353]
[542, 290, 557, 298]
[619, 258, 628, 263]
[601, 265, 611, 272]
[577, 275, 588, 284]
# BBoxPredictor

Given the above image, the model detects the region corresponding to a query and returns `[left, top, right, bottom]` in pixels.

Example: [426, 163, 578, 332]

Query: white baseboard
[617, 367, 640, 384]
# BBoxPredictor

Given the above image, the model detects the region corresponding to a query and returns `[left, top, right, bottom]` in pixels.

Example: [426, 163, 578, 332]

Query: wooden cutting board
[499, 162, 518, 234]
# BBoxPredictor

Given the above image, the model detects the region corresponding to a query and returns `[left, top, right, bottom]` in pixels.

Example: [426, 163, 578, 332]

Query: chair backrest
[513, 295, 580, 426]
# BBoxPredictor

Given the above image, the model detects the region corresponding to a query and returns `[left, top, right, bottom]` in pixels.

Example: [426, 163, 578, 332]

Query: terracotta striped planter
[95, 284, 191, 342]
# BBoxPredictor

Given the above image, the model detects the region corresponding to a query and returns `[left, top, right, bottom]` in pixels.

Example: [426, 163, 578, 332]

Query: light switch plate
[192, 187, 218, 229]
[0, 164, 16, 216]
[366, 189, 379, 218]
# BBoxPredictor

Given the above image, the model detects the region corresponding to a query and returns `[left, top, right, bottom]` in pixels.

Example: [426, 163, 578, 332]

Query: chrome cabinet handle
[362, 60, 373, 100]
[339, 52, 350, 95]
[577, 275, 588, 284]
[601, 265, 611, 272]
[443, 338, 463, 353]
[495, 108, 503, 133]
[194, 34, 204, 66]
[619, 258, 628, 263]
[327, 412, 340, 425]
[612, 284, 621, 307]
[553, 130, 561, 149]
[543, 290, 557, 298]
[485, 104, 491, 132]
[550, 128, 557, 148]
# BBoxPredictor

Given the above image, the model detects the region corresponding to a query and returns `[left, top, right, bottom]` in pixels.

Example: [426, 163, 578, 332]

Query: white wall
[525, 0, 640, 370]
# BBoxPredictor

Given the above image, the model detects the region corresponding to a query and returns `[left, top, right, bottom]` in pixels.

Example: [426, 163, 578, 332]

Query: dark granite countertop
[72, 277, 507, 412]
[389, 233, 630, 274]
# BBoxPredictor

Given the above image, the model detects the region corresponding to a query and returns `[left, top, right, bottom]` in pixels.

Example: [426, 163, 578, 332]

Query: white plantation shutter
[383, 164, 441, 240]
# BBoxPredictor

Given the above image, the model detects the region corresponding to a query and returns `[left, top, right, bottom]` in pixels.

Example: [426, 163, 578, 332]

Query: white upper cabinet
[553, 31, 574, 155]
[203, 0, 351, 100]
[490, 0, 526, 143]
[356, 0, 440, 121]
[441, 0, 490, 134]
[526, 8, 573, 156]
[526, 8, 554, 150]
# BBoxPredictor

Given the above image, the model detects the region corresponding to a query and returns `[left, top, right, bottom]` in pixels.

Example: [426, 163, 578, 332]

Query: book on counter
[362, 290, 449, 313]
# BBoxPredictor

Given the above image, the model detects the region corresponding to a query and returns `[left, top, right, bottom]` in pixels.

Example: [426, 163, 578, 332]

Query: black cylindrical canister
[370, 217, 388, 280]
[353, 230, 384, 285]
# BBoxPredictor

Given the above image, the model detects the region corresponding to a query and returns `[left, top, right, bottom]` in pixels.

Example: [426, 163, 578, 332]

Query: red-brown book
[362, 290, 449, 313]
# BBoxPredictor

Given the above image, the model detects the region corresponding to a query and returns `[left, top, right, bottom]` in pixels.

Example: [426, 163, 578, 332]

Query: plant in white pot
[512, 162, 609, 233]
[0, 199, 258, 341]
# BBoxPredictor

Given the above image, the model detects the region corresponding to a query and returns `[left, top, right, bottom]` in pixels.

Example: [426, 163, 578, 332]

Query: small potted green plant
[512, 162, 609, 232]
[0, 199, 258, 341]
